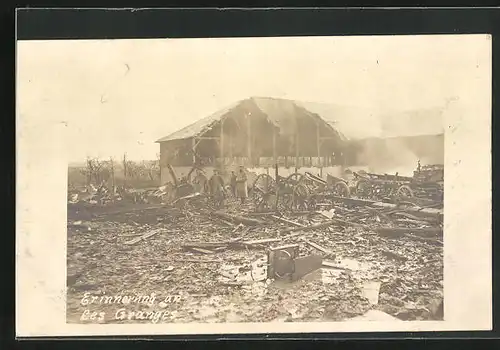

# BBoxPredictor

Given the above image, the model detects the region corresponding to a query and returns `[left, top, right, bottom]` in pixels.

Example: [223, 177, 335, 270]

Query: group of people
[191, 166, 249, 208]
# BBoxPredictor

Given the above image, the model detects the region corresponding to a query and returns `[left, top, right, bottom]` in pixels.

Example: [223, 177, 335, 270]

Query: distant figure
[235, 166, 248, 204]
[192, 169, 207, 193]
[230, 171, 237, 197]
[417, 160, 421, 173]
[209, 169, 225, 208]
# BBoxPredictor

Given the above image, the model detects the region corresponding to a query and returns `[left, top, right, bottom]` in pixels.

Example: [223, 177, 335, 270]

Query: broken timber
[313, 196, 443, 222]
[213, 210, 266, 226]
[303, 239, 335, 258]
[181, 238, 282, 252]
[281, 218, 369, 234]
[124, 229, 164, 245]
[404, 233, 443, 245]
[376, 227, 442, 238]
[271, 215, 306, 228]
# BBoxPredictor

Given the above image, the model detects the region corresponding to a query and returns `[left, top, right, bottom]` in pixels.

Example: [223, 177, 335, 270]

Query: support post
[316, 123, 321, 168]
[272, 127, 277, 167]
[220, 119, 224, 168]
[247, 113, 252, 166]
[110, 157, 115, 200]
[192, 138, 196, 165]
[228, 131, 233, 161]
[295, 131, 299, 172]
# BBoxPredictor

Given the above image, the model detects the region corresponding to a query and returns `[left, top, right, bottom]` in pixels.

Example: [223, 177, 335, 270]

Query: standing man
[230, 171, 237, 197]
[235, 165, 248, 204]
[192, 168, 207, 194]
[209, 169, 225, 208]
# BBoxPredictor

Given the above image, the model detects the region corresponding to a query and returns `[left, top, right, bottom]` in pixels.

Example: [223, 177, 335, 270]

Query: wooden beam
[247, 113, 252, 165]
[192, 138, 196, 164]
[295, 122, 299, 172]
[316, 122, 321, 168]
[197, 136, 220, 140]
[272, 127, 277, 166]
[220, 119, 224, 167]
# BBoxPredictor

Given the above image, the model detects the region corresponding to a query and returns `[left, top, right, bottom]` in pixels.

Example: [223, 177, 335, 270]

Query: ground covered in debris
[67, 191, 443, 324]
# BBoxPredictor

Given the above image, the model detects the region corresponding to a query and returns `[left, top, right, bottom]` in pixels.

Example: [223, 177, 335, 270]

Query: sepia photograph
[16, 33, 491, 336]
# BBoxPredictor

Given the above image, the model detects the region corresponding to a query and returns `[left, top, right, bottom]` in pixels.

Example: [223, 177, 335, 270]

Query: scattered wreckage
[251, 169, 352, 212]
[67, 168, 444, 322]
[353, 163, 444, 206]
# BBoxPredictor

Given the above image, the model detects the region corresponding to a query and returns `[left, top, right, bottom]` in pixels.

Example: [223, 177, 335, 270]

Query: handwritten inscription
[80, 292, 158, 306]
[78, 292, 183, 323]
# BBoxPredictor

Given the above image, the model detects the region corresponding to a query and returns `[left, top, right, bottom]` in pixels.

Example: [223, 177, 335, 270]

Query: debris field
[67, 181, 443, 324]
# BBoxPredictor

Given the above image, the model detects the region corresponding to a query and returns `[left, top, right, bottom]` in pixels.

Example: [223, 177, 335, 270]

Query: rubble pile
[68, 183, 172, 206]
[67, 184, 443, 324]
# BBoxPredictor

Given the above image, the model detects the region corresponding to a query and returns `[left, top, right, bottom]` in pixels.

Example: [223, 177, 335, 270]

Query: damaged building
[156, 97, 445, 184]
[156, 97, 353, 184]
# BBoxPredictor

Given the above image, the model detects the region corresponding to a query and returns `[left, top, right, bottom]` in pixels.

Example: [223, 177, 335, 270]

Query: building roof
[294, 101, 382, 140]
[155, 100, 242, 143]
[156, 97, 340, 143]
[156, 97, 445, 143]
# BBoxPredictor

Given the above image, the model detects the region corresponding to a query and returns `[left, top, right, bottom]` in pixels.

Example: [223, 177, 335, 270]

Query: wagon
[250, 171, 351, 212]
[352, 163, 444, 205]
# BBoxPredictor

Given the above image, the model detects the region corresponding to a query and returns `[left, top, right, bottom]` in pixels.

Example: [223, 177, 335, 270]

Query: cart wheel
[284, 173, 305, 186]
[292, 183, 311, 211]
[334, 181, 351, 198]
[276, 188, 293, 212]
[355, 179, 371, 198]
[251, 174, 276, 195]
[251, 174, 276, 210]
[396, 185, 414, 198]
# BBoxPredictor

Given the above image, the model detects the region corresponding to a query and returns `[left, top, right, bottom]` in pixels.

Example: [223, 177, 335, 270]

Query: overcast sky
[17, 35, 488, 162]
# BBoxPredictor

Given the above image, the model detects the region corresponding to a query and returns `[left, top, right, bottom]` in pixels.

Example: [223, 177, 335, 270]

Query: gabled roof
[156, 97, 342, 143]
[155, 100, 242, 143]
[156, 96, 445, 143]
[294, 101, 381, 140]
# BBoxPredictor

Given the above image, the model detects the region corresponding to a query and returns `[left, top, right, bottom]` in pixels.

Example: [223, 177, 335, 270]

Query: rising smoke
[355, 136, 443, 177]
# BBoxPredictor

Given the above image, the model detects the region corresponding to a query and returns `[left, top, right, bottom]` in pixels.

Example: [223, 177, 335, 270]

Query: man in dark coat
[209, 169, 225, 208]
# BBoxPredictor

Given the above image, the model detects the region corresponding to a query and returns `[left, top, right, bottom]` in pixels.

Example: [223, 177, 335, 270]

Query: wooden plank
[271, 215, 306, 228]
[322, 260, 351, 271]
[243, 238, 282, 245]
[404, 233, 443, 245]
[182, 242, 229, 249]
[312, 195, 378, 206]
[303, 239, 335, 257]
[190, 247, 216, 254]
[281, 217, 369, 234]
[124, 229, 164, 245]
[213, 210, 266, 226]
[376, 227, 443, 238]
